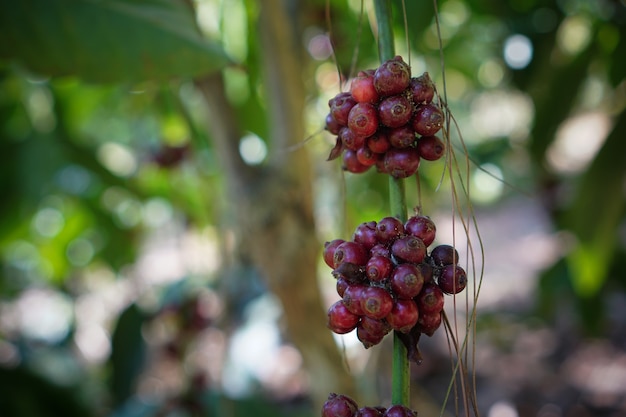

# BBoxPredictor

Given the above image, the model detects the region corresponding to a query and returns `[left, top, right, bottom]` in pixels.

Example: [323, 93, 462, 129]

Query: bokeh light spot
[239, 133, 267, 165]
[503, 34, 533, 69]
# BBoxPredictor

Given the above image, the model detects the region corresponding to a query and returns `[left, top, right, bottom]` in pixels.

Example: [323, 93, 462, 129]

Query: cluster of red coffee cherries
[323, 214, 466, 349]
[323, 393, 417, 417]
[325, 56, 446, 178]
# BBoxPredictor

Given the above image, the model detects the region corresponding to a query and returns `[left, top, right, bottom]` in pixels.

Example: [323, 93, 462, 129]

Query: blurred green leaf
[0, 0, 232, 83]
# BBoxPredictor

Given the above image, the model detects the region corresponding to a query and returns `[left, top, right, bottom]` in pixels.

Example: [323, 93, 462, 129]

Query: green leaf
[0, 0, 232, 83]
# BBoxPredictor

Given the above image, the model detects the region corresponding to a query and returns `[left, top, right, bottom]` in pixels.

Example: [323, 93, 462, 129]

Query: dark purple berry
[336, 277, 350, 297]
[322, 393, 359, 417]
[417, 310, 442, 336]
[324, 239, 346, 268]
[329, 92, 356, 126]
[370, 243, 390, 258]
[385, 299, 419, 333]
[361, 286, 394, 320]
[378, 95, 413, 128]
[359, 315, 391, 336]
[366, 255, 394, 283]
[332, 262, 365, 282]
[417, 135, 445, 161]
[390, 263, 424, 299]
[409, 72, 435, 105]
[391, 235, 427, 264]
[438, 264, 467, 294]
[356, 406, 384, 417]
[326, 113, 343, 135]
[412, 103, 443, 136]
[404, 215, 436, 247]
[374, 56, 411, 97]
[350, 70, 379, 104]
[327, 300, 360, 334]
[340, 127, 367, 151]
[430, 244, 459, 266]
[415, 282, 444, 313]
[343, 284, 367, 315]
[384, 404, 418, 417]
[353, 221, 378, 250]
[348, 103, 379, 138]
[367, 131, 391, 154]
[356, 323, 385, 348]
[356, 146, 380, 167]
[388, 125, 417, 149]
[343, 149, 371, 174]
[375, 217, 405, 244]
[383, 148, 421, 179]
[334, 241, 369, 267]
[418, 262, 434, 283]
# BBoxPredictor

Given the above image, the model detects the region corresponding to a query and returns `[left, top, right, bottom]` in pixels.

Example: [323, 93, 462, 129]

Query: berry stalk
[373, 0, 411, 408]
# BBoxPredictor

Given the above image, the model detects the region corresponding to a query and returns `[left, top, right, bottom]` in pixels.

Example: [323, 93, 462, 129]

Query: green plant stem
[373, 0, 410, 408]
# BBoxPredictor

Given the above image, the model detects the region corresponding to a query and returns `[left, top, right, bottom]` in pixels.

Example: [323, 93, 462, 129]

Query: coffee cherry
[356, 146, 380, 167]
[336, 277, 350, 297]
[343, 284, 367, 316]
[326, 113, 343, 135]
[417, 310, 442, 336]
[438, 264, 467, 294]
[327, 300, 360, 334]
[329, 92, 356, 126]
[383, 148, 421, 179]
[388, 125, 417, 149]
[334, 241, 369, 267]
[404, 215, 436, 247]
[350, 70, 379, 104]
[390, 263, 424, 299]
[356, 406, 384, 417]
[366, 255, 394, 283]
[361, 286, 394, 320]
[430, 244, 459, 266]
[367, 131, 391, 154]
[378, 95, 413, 128]
[370, 243, 390, 258]
[375, 217, 405, 245]
[348, 103, 379, 137]
[409, 72, 435, 105]
[384, 404, 418, 417]
[357, 323, 385, 348]
[391, 235, 427, 264]
[323, 393, 359, 417]
[324, 239, 346, 268]
[340, 127, 367, 151]
[417, 135, 445, 161]
[386, 299, 419, 333]
[418, 262, 434, 283]
[359, 315, 391, 336]
[412, 103, 443, 136]
[374, 56, 411, 97]
[415, 282, 444, 313]
[352, 221, 378, 250]
[343, 149, 371, 174]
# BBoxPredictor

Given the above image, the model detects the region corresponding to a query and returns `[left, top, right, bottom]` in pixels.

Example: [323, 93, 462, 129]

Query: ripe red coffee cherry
[327, 300, 360, 334]
[343, 284, 367, 315]
[340, 127, 367, 151]
[415, 282, 444, 313]
[438, 264, 467, 294]
[386, 298, 419, 333]
[383, 147, 421, 179]
[430, 244, 459, 266]
[325, 113, 343, 135]
[418, 262, 434, 283]
[375, 216, 405, 244]
[350, 70, 379, 104]
[356, 406, 384, 417]
[329, 92, 356, 126]
[367, 131, 391, 154]
[334, 241, 368, 267]
[412, 103, 443, 136]
[417, 310, 442, 336]
[388, 125, 417, 149]
[348, 103, 379, 137]
[323, 393, 359, 417]
[378, 95, 413, 128]
[409, 72, 435, 105]
[324, 239, 346, 268]
[359, 315, 391, 336]
[336, 277, 350, 297]
[391, 235, 427, 264]
[384, 404, 418, 417]
[417, 135, 445, 161]
[356, 145, 380, 167]
[342, 149, 371, 174]
[370, 243, 390, 258]
[361, 286, 394, 320]
[404, 215, 436, 247]
[366, 255, 394, 283]
[356, 322, 385, 348]
[390, 263, 424, 299]
[353, 221, 378, 250]
[374, 56, 411, 97]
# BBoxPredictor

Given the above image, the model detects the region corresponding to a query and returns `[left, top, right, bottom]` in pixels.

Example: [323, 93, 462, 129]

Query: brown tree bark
[194, 0, 357, 408]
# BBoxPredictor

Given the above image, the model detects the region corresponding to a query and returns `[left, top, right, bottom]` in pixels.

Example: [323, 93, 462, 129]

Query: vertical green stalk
[373, 0, 410, 407]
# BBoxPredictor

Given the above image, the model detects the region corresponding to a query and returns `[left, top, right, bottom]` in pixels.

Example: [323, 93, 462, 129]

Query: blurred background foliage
[0, 0, 625, 416]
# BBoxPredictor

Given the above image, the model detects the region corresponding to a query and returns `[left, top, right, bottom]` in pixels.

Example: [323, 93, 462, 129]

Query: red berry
[356, 406, 384, 417]
[324, 239, 346, 268]
[375, 217, 405, 244]
[343, 284, 367, 315]
[343, 149, 371, 174]
[378, 95, 413, 128]
[340, 127, 367, 151]
[350, 70, 379, 104]
[438, 264, 467, 294]
[409, 72, 435, 105]
[388, 125, 417, 149]
[404, 215, 436, 247]
[386, 298, 419, 333]
[329, 92, 356, 126]
[412, 103, 443, 136]
[391, 235, 427, 264]
[323, 393, 359, 417]
[417, 135, 445, 161]
[374, 56, 411, 97]
[417, 310, 442, 336]
[348, 103, 379, 138]
[353, 221, 378, 250]
[430, 244, 459, 266]
[367, 131, 391, 154]
[334, 241, 369, 267]
[384, 404, 417, 417]
[336, 277, 350, 297]
[415, 282, 444, 313]
[356, 323, 385, 348]
[418, 262, 434, 283]
[360, 286, 394, 320]
[327, 300, 360, 334]
[390, 263, 424, 299]
[370, 243, 390, 258]
[357, 316, 391, 347]
[356, 145, 381, 167]
[326, 113, 343, 135]
[366, 255, 394, 283]
[383, 148, 421, 179]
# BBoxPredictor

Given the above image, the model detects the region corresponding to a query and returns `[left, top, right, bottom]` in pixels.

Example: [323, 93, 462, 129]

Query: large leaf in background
[0, 0, 231, 83]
